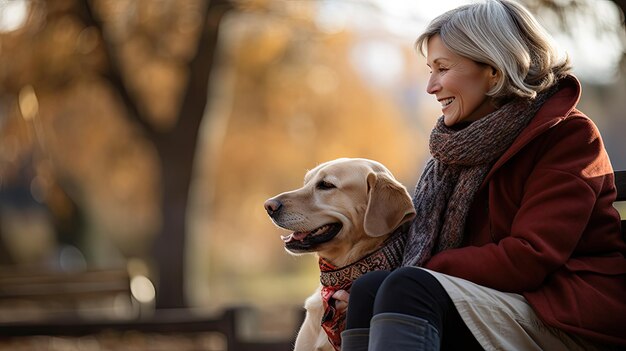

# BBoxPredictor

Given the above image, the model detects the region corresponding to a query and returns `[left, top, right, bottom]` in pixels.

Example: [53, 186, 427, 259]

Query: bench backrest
[615, 170, 626, 238]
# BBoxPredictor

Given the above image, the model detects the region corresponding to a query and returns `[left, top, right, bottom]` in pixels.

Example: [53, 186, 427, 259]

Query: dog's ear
[364, 172, 416, 237]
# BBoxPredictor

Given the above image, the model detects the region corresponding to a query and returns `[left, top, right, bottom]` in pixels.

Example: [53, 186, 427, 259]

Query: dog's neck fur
[319, 235, 388, 268]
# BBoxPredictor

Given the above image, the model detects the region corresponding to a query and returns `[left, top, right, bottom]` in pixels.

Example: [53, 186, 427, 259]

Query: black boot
[341, 328, 370, 351]
[369, 312, 440, 350]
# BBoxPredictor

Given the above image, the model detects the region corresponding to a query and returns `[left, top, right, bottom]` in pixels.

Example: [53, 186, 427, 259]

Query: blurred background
[0, 0, 625, 349]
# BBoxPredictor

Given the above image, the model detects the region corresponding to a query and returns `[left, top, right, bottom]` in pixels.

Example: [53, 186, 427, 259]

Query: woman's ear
[489, 67, 499, 86]
[363, 172, 416, 237]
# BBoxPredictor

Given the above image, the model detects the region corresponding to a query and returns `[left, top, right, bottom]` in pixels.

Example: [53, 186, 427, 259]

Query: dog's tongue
[292, 231, 309, 241]
[281, 231, 310, 243]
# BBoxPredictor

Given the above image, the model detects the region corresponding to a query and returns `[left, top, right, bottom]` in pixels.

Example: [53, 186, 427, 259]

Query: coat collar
[480, 75, 582, 187]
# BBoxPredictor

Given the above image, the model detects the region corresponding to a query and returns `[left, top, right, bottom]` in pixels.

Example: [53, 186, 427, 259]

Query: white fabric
[421, 268, 606, 351]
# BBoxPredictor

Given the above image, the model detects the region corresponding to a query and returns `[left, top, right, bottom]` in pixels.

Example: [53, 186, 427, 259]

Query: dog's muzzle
[264, 197, 342, 252]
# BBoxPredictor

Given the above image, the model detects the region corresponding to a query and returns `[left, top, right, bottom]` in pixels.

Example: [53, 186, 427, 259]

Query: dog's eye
[316, 180, 336, 190]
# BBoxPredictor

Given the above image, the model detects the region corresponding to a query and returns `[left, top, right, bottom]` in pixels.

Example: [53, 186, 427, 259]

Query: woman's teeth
[441, 98, 454, 107]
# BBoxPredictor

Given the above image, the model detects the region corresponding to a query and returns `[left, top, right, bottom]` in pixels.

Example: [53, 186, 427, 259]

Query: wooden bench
[0, 306, 301, 351]
[0, 268, 132, 321]
[0, 269, 302, 350]
[0, 268, 130, 301]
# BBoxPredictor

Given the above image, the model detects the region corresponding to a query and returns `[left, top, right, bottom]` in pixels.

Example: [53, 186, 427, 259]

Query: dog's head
[264, 158, 416, 265]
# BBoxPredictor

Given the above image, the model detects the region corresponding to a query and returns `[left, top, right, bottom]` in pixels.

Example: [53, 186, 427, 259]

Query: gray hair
[415, 0, 571, 100]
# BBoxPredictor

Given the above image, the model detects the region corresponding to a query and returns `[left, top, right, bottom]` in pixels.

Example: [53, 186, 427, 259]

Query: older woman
[340, 0, 626, 350]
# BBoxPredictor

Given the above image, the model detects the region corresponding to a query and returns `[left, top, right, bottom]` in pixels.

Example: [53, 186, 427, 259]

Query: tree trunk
[151, 0, 233, 309]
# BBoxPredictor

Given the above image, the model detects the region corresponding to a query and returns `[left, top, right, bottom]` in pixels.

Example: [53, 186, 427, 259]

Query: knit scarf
[403, 88, 556, 267]
[319, 228, 407, 350]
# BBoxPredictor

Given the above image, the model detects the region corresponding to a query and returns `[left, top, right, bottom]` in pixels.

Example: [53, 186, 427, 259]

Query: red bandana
[318, 229, 407, 350]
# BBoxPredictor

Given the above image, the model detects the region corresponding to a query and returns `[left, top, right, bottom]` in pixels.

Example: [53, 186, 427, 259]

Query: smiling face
[426, 35, 498, 126]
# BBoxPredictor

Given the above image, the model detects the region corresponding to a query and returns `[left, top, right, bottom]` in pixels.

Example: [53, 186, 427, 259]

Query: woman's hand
[332, 289, 350, 312]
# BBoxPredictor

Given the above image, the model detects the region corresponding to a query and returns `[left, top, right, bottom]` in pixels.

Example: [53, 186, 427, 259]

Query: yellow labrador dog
[264, 158, 416, 351]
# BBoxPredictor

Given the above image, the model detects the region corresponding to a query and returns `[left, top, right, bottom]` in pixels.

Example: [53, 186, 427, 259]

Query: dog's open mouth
[281, 223, 342, 251]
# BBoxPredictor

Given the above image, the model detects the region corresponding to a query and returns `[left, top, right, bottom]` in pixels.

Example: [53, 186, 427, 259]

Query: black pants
[345, 267, 484, 350]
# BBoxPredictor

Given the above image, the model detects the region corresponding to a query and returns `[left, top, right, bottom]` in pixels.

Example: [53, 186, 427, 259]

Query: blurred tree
[0, 0, 233, 309]
[536, 0, 626, 17]
[79, 0, 234, 308]
[530, 0, 626, 50]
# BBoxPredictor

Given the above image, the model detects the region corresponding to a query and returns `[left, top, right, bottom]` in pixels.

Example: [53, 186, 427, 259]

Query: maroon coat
[424, 75, 626, 347]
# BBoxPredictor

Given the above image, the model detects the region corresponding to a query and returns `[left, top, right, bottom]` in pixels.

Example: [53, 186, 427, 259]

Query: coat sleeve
[424, 116, 614, 293]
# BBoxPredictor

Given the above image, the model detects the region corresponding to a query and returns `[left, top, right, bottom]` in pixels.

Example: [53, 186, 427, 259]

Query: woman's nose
[426, 75, 440, 95]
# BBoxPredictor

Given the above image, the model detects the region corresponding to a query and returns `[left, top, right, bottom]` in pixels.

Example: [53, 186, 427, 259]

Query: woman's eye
[316, 180, 336, 190]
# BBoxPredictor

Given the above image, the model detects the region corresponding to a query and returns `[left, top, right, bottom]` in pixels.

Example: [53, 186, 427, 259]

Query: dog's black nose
[264, 198, 282, 217]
